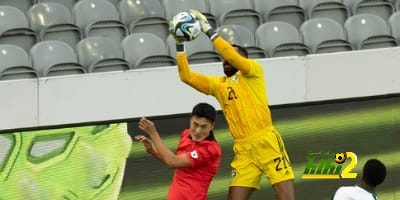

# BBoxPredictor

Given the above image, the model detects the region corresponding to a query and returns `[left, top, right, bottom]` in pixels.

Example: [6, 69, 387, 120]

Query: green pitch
[121, 97, 400, 200]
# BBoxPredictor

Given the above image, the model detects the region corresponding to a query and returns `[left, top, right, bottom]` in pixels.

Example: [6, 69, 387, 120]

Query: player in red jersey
[135, 102, 221, 200]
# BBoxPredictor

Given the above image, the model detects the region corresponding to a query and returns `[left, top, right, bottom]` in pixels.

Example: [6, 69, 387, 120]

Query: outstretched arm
[191, 10, 251, 75]
[176, 51, 211, 94]
[136, 117, 191, 169]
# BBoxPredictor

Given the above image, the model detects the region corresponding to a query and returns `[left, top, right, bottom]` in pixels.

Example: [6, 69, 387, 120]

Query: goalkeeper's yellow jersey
[177, 37, 272, 140]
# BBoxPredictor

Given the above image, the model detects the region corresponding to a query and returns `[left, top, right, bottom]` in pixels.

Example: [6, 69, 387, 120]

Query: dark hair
[191, 103, 216, 123]
[363, 159, 386, 187]
[232, 44, 248, 58]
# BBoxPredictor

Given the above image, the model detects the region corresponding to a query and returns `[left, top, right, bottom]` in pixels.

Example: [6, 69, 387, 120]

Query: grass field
[120, 97, 400, 200]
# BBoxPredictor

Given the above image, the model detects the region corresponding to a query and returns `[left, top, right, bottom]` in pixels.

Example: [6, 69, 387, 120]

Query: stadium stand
[253, 0, 306, 30]
[0, 0, 34, 13]
[0, 5, 38, 53]
[72, 0, 128, 43]
[0, 44, 38, 80]
[118, 0, 165, 26]
[256, 22, 311, 57]
[300, 18, 353, 54]
[298, 0, 350, 26]
[161, 0, 218, 28]
[34, 0, 77, 11]
[167, 33, 222, 64]
[208, 0, 262, 33]
[348, 0, 395, 21]
[76, 37, 129, 73]
[344, 13, 397, 49]
[216, 24, 267, 58]
[389, 11, 400, 43]
[122, 33, 176, 69]
[30, 40, 86, 77]
[27, 2, 83, 49]
[119, 0, 169, 41]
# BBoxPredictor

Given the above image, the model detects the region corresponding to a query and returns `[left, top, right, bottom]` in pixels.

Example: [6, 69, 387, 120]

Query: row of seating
[2, 0, 400, 40]
[223, 13, 400, 57]
[1, 0, 400, 55]
[0, 34, 177, 80]
[2, 8, 400, 81]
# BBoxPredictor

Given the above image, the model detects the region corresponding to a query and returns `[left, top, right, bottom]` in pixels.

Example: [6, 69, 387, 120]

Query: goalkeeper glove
[190, 9, 218, 40]
[168, 20, 185, 52]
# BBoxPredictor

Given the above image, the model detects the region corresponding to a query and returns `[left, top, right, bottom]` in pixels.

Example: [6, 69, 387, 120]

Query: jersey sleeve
[185, 142, 221, 169]
[332, 187, 349, 200]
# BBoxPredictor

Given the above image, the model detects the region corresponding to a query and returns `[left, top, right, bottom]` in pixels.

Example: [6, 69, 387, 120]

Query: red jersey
[167, 129, 221, 200]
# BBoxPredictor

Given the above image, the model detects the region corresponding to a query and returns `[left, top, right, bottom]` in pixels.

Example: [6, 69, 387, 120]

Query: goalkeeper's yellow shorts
[229, 127, 295, 190]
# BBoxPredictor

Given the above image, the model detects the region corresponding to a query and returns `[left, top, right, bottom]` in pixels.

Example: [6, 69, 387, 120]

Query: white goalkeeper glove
[190, 9, 218, 40]
[168, 20, 185, 52]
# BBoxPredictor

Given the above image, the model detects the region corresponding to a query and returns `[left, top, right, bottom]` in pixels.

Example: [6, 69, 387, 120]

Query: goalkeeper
[170, 10, 296, 200]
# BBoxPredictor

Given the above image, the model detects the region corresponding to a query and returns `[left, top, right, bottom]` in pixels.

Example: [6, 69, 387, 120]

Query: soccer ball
[169, 11, 201, 41]
[335, 153, 346, 164]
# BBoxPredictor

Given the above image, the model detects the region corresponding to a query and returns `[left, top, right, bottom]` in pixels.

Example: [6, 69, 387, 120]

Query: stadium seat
[30, 40, 86, 77]
[167, 34, 222, 64]
[27, 2, 83, 49]
[161, 0, 218, 28]
[0, 6, 38, 53]
[351, 0, 395, 21]
[122, 33, 176, 69]
[217, 24, 267, 58]
[118, 0, 165, 25]
[344, 13, 397, 49]
[76, 37, 130, 73]
[253, 0, 306, 30]
[34, 0, 78, 11]
[72, 0, 129, 43]
[119, 0, 170, 41]
[396, 0, 400, 10]
[208, 0, 262, 33]
[300, 18, 353, 54]
[0, 0, 34, 13]
[388, 11, 400, 44]
[0, 44, 38, 80]
[129, 16, 170, 42]
[298, 0, 350, 26]
[256, 22, 311, 57]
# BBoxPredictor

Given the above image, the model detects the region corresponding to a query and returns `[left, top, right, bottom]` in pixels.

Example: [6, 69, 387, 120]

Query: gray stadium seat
[298, 0, 350, 26]
[351, 0, 395, 21]
[34, 0, 78, 11]
[0, 44, 38, 80]
[167, 34, 222, 64]
[256, 22, 311, 57]
[76, 37, 130, 73]
[0, 6, 38, 53]
[122, 33, 176, 69]
[345, 13, 397, 49]
[217, 24, 267, 58]
[30, 40, 86, 77]
[129, 16, 170, 42]
[300, 18, 353, 54]
[119, 0, 170, 41]
[388, 11, 400, 44]
[27, 2, 83, 49]
[396, 0, 400, 10]
[253, 0, 306, 30]
[0, 0, 34, 13]
[161, 0, 218, 28]
[72, 0, 128, 43]
[208, 0, 262, 33]
[118, 0, 164, 25]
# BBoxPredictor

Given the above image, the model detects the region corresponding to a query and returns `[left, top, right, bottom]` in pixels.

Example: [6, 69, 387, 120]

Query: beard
[223, 61, 238, 77]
